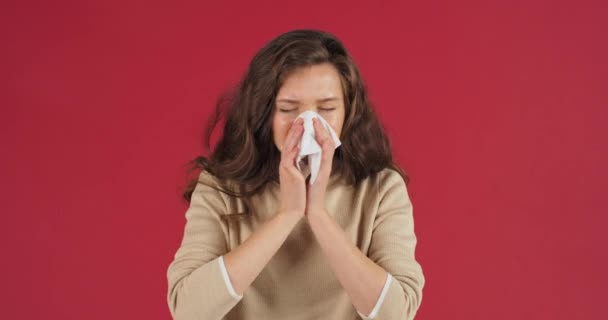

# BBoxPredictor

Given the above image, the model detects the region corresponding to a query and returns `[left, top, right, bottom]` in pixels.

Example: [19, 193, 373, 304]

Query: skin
[272, 62, 345, 155]
[223, 63, 388, 317]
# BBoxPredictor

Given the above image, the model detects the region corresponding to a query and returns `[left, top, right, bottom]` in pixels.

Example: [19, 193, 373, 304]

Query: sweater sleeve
[218, 255, 244, 300]
[364, 169, 425, 320]
[166, 171, 242, 320]
[356, 271, 394, 319]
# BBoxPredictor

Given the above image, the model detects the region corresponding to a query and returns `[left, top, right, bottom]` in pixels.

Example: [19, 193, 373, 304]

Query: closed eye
[279, 108, 335, 112]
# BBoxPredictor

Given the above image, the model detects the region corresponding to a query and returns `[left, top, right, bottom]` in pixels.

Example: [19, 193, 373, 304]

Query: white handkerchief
[294, 111, 342, 185]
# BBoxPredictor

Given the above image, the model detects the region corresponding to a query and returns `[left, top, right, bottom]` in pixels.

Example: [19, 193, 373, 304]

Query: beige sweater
[166, 166, 425, 320]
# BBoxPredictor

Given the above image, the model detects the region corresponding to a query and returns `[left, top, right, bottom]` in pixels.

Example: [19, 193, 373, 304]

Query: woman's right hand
[277, 117, 306, 219]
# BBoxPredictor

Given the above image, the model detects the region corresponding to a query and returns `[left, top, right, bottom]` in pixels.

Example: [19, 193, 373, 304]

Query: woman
[166, 29, 425, 320]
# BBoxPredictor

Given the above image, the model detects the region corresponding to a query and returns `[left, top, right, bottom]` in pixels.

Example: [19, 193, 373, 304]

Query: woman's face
[272, 63, 346, 153]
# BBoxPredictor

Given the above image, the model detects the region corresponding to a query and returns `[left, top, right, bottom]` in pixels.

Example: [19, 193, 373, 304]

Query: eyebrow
[276, 97, 340, 104]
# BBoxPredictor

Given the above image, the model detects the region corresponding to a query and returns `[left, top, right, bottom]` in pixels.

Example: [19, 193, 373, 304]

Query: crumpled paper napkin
[294, 110, 342, 184]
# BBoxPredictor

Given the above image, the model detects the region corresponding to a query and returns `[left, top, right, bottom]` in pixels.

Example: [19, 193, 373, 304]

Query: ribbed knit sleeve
[356, 272, 394, 319]
[218, 255, 244, 300]
[364, 169, 425, 320]
[166, 171, 242, 320]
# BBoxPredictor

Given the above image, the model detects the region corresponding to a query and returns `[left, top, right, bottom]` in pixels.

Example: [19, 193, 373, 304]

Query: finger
[281, 142, 300, 169]
[288, 143, 302, 169]
[281, 121, 303, 162]
[282, 141, 304, 178]
[285, 160, 304, 179]
[281, 118, 303, 154]
[287, 128, 303, 162]
[313, 118, 330, 145]
[313, 118, 335, 175]
[286, 121, 303, 154]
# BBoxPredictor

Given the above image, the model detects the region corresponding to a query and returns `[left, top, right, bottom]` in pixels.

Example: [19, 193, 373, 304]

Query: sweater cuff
[356, 271, 393, 319]
[218, 255, 244, 300]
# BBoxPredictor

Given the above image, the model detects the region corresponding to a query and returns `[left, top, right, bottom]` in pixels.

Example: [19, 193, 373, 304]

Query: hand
[278, 117, 306, 219]
[305, 117, 337, 219]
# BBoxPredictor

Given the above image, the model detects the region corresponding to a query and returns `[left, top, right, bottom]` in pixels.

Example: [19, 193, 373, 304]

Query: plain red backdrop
[1, 0, 606, 319]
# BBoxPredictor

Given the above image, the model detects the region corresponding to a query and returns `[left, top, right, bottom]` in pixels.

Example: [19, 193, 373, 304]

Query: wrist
[278, 210, 303, 224]
[306, 208, 328, 223]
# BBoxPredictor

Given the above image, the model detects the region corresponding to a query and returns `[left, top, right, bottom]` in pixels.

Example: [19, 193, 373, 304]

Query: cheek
[329, 122, 341, 137]
[326, 116, 344, 136]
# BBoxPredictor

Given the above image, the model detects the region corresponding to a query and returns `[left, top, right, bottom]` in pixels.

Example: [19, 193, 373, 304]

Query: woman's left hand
[305, 117, 337, 219]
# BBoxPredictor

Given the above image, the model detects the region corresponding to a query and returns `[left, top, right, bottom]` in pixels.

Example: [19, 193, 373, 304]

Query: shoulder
[340, 167, 408, 200]
[374, 167, 406, 185]
[197, 170, 237, 192]
[197, 169, 221, 186]
[375, 167, 409, 197]
[339, 167, 407, 193]
[190, 170, 231, 211]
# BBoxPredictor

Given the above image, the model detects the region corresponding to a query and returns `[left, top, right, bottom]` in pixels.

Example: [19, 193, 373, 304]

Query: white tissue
[294, 110, 342, 184]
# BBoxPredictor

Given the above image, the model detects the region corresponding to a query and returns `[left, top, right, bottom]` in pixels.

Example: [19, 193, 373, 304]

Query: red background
[2, 0, 606, 319]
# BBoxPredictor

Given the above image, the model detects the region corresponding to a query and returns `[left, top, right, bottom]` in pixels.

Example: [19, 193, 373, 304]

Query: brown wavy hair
[182, 29, 410, 212]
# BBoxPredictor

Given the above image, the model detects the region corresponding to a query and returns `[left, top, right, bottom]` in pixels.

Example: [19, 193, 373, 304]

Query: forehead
[276, 64, 343, 101]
